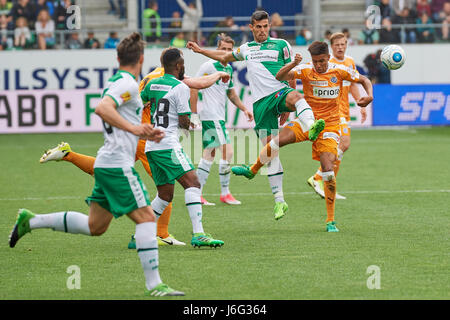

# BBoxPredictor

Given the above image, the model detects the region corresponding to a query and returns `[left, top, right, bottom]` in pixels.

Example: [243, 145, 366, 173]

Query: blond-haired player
[39, 48, 230, 248]
[307, 32, 367, 200]
[232, 41, 373, 232]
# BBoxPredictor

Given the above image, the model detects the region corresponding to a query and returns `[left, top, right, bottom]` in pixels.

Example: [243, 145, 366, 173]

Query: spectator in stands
[295, 28, 312, 46]
[342, 28, 356, 45]
[170, 31, 187, 48]
[416, 11, 436, 42]
[65, 31, 81, 49]
[142, 0, 161, 43]
[35, 9, 55, 49]
[323, 29, 332, 44]
[0, 14, 10, 50]
[392, 0, 417, 16]
[108, 0, 125, 20]
[358, 19, 380, 44]
[270, 12, 284, 39]
[364, 49, 391, 84]
[0, 0, 13, 30]
[0, 0, 12, 17]
[416, 0, 432, 16]
[175, 0, 203, 41]
[54, 0, 72, 30]
[84, 30, 100, 49]
[104, 31, 120, 49]
[10, 0, 35, 27]
[13, 16, 30, 48]
[379, 17, 400, 43]
[168, 10, 182, 40]
[378, 0, 393, 19]
[208, 16, 238, 46]
[392, 6, 417, 43]
[439, 1, 450, 40]
[431, 0, 448, 21]
[36, 0, 55, 18]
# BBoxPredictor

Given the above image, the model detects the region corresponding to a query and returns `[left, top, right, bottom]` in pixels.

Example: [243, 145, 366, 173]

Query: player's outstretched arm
[276, 53, 302, 81]
[227, 88, 253, 121]
[95, 96, 164, 141]
[183, 71, 230, 89]
[355, 74, 373, 108]
[186, 41, 236, 65]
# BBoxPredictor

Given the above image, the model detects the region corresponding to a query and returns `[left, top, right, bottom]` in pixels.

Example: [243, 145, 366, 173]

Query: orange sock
[314, 166, 323, 181]
[157, 202, 172, 239]
[322, 171, 336, 223]
[63, 152, 96, 176]
[250, 142, 276, 174]
[333, 160, 341, 177]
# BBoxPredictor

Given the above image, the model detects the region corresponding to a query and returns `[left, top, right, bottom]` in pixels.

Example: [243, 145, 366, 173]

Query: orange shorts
[285, 120, 340, 161]
[135, 139, 152, 177]
[339, 117, 351, 137]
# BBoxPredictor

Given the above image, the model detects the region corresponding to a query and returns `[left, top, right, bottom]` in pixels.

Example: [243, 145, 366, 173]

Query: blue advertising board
[373, 84, 450, 126]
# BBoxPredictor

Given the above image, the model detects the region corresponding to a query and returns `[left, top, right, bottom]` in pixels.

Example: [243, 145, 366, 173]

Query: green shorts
[86, 167, 151, 218]
[146, 148, 195, 186]
[253, 87, 294, 139]
[201, 120, 230, 149]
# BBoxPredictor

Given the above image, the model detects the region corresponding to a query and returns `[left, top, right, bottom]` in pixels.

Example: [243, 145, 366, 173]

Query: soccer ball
[380, 45, 406, 70]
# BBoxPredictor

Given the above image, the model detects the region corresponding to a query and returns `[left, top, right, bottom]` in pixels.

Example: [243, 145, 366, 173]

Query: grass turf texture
[0, 127, 449, 300]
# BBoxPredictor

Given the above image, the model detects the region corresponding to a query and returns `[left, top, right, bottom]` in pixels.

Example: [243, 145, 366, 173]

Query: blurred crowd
[1, 0, 449, 51]
[359, 0, 450, 44]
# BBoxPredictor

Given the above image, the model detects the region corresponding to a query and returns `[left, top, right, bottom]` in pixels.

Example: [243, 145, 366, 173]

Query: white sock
[185, 187, 204, 234]
[29, 211, 91, 235]
[295, 98, 315, 132]
[151, 195, 169, 219]
[219, 159, 231, 196]
[135, 222, 162, 291]
[267, 156, 285, 203]
[197, 158, 213, 192]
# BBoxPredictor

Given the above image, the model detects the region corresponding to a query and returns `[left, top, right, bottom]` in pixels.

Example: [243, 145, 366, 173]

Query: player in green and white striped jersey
[140, 48, 225, 248]
[8, 33, 184, 297]
[187, 11, 325, 220]
[191, 34, 253, 206]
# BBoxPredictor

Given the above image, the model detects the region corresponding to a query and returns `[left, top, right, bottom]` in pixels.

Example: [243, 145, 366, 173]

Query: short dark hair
[116, 32, 145, 66]
[308, 41, 329, 56]
[250, 10, 269, 24]
[162, 47, 183, 70]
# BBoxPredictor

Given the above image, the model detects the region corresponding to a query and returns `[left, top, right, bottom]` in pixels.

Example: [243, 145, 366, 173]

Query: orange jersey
[293, 62, 359, 125]
[139, 67, 165, 124]
[329, 55, 356, 121]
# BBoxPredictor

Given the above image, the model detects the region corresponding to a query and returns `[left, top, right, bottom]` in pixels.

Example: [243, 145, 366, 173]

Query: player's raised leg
[232, 125, 299, 220]
[40, 142, 96, 176]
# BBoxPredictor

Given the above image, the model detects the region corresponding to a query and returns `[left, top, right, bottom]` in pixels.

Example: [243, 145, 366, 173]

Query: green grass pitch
[0, 127, 449, 300]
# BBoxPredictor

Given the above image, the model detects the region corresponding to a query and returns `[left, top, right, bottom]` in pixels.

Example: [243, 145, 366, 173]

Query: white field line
[1, 190, 450, 201]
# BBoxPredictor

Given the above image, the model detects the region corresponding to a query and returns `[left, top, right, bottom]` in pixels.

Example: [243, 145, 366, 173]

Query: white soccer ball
[380, 45, 406, 70]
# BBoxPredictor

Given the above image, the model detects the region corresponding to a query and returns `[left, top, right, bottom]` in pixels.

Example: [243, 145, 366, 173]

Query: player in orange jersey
[231, 41, 373, 232]
[40, 49, 230, 247]
[307, 32, 368, 200]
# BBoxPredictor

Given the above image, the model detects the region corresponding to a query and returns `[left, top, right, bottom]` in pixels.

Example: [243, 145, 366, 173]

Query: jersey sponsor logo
[247, 50, 278, 62]
[120, 91, 131, 102]
[150, 84, 171, 91]
[310, 80, 329, 87]
[313, 87, 340, 99]
[322, 131, 339, 143]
